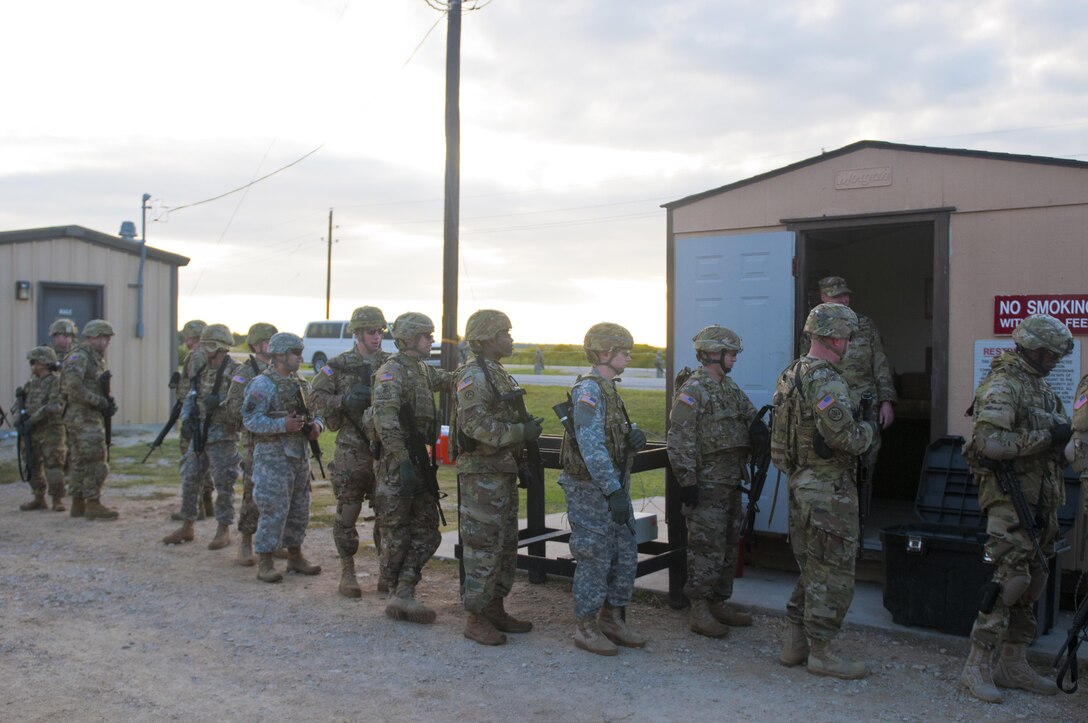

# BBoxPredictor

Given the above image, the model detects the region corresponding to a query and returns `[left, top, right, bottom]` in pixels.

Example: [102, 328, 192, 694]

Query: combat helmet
[465, 310, 511, 342]
[692, 325, 743, 356]
[1013, 314, 1073, 357]
[27, 346, 58, 366]
[181, 319, 207, 340]
[391, 312, 435, 350]
[82, 319, 115, 338]
[584, 322, 634, 364]
[199, 323, 234, 352]
[346, 306, 388, 334]
[246, 322, 278, 348]
[49, 318, 78, 337]
[803, 303, 857, 339]
[268, 332, 304, 356]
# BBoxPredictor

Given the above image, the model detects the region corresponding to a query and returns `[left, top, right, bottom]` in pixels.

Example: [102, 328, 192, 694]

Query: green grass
[518, 383, 666, 441]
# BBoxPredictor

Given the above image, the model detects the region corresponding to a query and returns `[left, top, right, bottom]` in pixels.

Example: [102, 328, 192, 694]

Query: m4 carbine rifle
[143, 371, 183, 463]
[1054, 592, 1088, 693]
[295, 387, 325, 479]
[99, 371, 114, 460]
[740, 404, 773, 546]
[399, 402, 446, 526]
[14, 386, 34, 482]
[980, 458, 1049, 576]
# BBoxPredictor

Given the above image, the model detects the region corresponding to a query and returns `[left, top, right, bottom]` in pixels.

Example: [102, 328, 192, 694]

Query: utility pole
[326, 207, 333, 320]
[441, 0, 462, 379]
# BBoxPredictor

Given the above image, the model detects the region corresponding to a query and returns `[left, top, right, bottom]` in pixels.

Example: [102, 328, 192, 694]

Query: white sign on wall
[972, 339, 1082, 409]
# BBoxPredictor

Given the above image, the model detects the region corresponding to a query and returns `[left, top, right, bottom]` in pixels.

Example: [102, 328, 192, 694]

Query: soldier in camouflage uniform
[47, 318, 78, 357]
[16, 346, 67, 511]
[959, 314, 1072, 703]
[453, 310, 540, 645]
[667, 325, 758, 638]
[372, 312, 453, 623]
[310, 306, 391, 598]
[243, 332, 324, 583]
[1067, 372, 1088, 524]
[773, 304, 876, 678]
[60, 319, 120, 520]
[225, 322, 278, 566]
[163, 324, 242, 549]
[172, 319, 215, 521]
[560, 323, 649, 656]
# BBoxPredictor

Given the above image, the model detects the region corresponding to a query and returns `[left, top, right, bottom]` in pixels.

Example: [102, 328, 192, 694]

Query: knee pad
[1000, 574, 1030, 607]
[337, 501, 363, 527]
[1026, 572, 1048, 603]
[979, 581, 1002, 614]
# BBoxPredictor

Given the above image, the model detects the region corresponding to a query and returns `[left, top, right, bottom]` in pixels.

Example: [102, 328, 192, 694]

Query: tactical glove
[398, 459, 422, 496]
[203, 393, 221, 411]
[343, 386, 372, 415]
[106, 399, 119, 418]
[678, 484, 699, 508]
[627, 425, 647, 451]
[607, 488, 632, 527]
[1050, 422, 1073, 448]
[521, 417, 545, 442]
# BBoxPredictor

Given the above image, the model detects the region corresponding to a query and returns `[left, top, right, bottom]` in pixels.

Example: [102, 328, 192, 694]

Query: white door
[672, 231, 794, 533]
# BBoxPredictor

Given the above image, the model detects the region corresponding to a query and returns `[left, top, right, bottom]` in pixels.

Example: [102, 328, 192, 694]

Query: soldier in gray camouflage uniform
[163, 324, 242, 549]
[959, 314, 1072, 703]
[225, 322, 278, 565]
[560, 323, 649, 656]
[60, 319, 120, 520]
[453, 310, 540, 645]
[372, 312, 453, 623]
[172, 319, 214, 521]
[16, 346, 67, 511]
[667, 325, 757, 638]
[310, 306, 391, 598]
[773, 304, 876, 679]
[244, 332, 324, 583]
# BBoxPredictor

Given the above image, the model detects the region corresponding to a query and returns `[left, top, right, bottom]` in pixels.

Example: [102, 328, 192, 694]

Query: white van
[301, 320, 396, 368]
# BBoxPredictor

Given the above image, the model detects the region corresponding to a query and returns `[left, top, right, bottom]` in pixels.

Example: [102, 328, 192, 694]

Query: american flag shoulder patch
[231, 374, 246, 385]
[457, 376, 475, 391]
[578, 394, 597, 409]
[817, 395, 835, 411]
[1075, 394, 1088, 411]
[379, 371, 394, 382]
[678, 393, 696, 408]
[320, 365, 334, 377]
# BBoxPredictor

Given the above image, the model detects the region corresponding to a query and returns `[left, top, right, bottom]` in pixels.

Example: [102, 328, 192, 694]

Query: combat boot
[202, 489, 215, 518]
[235, 533, 255, 567]
[807, 639, 869, 680]
[162, 520, 195, 545]
[338, 557, 362, 598]
[257, 553, 283, 583]
[484, 597, 533, 633]
[689, 598, 730, 638]
[51, 495, 66, 512]
[84, 499, 119, 521]
[20, 494, 47, 511]
[993, 642, 1058, 695]
[708, 598, 753, 627]
[961, 641, 1002, 703]
[69, 497, 85, 518]
[273, 548, 289, 559]
[573, 616, 618, 656]
[286, 547, 321, 575]
[207, 523, 231, 550]
[778, 621, 810, 667]
[385, 584, 436, 624]
[464, 613, 506, 646]
[598, 602, 648, 648]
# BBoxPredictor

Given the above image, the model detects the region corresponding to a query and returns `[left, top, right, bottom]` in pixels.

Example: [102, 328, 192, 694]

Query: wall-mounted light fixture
[15, 280, 30, 301]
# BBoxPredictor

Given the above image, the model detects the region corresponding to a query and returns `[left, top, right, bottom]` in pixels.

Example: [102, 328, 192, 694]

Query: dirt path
[1, 435, 1085, 722]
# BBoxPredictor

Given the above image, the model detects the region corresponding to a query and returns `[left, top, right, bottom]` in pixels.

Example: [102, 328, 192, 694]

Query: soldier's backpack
[770, 359, 805, 475]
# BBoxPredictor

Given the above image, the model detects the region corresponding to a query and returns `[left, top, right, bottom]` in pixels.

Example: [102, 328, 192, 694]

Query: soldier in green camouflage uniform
[773, 304, 876, 679]
[1067, 373, 1088, 523]
[163, 324, 242, 549]
[667, 325, 757, 638]
[60, 319, 120, 520]
[372, 312, 453, 624]
[560, 323, 649, 656]
[16, 346, 67, 511]
[311, 306, 391, 598]
[453, 310, 540, 645]
[959, 314, 1072, 703]
[172, 319, 214, 521]
[47, 318, 77, 357]
[225, 322, 278, 566]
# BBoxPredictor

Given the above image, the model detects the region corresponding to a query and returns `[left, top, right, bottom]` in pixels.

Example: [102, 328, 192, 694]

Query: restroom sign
[993, 295, 1088, 335]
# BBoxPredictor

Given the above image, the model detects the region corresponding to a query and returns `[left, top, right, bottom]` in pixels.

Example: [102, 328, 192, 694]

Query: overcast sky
[2, 0, 1086, 345]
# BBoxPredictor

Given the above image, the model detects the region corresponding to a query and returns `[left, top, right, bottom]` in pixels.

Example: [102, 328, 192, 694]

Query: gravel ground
[1, 433, 1086, 722]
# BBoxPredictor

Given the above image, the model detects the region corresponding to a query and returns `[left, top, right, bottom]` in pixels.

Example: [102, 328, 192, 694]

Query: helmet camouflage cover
[803, 303, 858, 340]
[464, 309, 512, 342]
[584, 322, 634, 364]
[1013, 314, 1074, 356]
[199, 323, 234, 351]
[82, 319, 115, 338]
[27, 346, 58, 365]
[181, 319, 207, 340]
[246, 322, 278, 347]
[346, 306, 387, 333]
[268, 332, 304, 355]
[391, 312, 435, 342]
[692, 325, 743, 354]
[49, 318, 78, 336]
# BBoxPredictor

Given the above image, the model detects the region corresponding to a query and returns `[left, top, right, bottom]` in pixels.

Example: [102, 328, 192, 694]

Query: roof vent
[119, 221, 137, 242]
